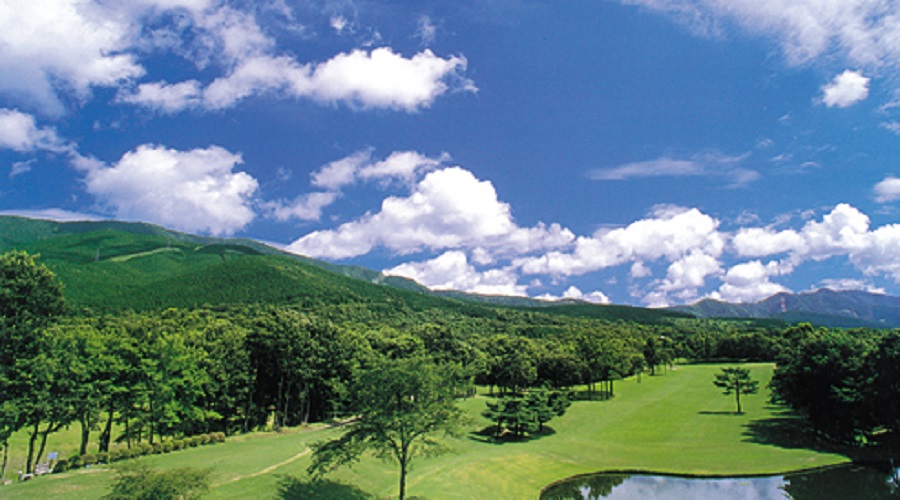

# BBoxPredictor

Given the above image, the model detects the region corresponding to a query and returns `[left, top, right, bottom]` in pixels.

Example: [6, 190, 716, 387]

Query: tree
[0, 251, 67, 474]
[713, 367, 759, 414]
[308, 357, 465, 500]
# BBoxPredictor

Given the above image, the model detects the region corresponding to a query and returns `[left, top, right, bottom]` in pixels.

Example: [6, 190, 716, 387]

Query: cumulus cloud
[714, 260, 790, 303]
[874, 176, 900, 203]
[0, 109, 70, 153]
[287, 166, 573, 259]
[385, 251, 528, 297]
[518, 205, 724, 277]
[0, 1, 474, 115]
[820, 70, 870, 108]
[0, 0, 146, 114]
[82, 144, 258, 235]
[537, 286, 611, 304]
[588, 152, 758, 187]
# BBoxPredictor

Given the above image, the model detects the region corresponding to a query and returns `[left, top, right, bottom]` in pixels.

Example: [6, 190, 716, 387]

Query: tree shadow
[468, 425, 557, 445]
[698, 410, 742, 416]
[740, 407, 847, 455]
[275, 475, 373, 500]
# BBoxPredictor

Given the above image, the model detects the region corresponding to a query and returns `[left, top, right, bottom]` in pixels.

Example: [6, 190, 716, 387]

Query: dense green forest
[1, 216, 899, 486]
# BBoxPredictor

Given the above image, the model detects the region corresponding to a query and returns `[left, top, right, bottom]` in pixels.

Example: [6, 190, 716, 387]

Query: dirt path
[215, 448, 311, 486]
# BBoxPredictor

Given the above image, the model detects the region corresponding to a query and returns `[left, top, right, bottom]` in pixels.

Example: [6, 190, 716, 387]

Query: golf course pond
[540, 462, 900, 499]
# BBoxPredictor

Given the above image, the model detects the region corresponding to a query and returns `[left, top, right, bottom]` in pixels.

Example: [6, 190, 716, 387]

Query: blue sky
[4, 0, 900, 306]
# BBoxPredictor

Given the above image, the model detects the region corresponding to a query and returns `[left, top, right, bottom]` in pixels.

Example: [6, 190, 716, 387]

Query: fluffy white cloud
[519, 206, 724, 276]
[288, 166, 573, 259]
[0, 1, 474, 115]
[537, 286, 611, 304]
[820, 70, 870, 108]
[874, 176, 900, 203]
[714, 260, 790, 303]
[0, 0, 148, 114]
[83, 144, 258, 235]
[0, 109, 69, 152]
[385, 251, 527, 297]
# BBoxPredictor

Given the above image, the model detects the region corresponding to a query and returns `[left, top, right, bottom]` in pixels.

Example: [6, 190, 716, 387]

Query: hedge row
[53, 432, 226, 473]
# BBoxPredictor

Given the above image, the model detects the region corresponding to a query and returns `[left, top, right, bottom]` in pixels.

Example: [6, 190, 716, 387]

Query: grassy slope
[2, 364, 849, 499]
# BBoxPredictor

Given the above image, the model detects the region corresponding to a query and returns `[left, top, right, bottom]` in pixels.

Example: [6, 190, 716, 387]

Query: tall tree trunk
[78, 411, 91, 456]
[98, 405, 114, 453]
[1, 441, 8, 482]
[26, 421, 39, 474]
[34, 421, 58, 467]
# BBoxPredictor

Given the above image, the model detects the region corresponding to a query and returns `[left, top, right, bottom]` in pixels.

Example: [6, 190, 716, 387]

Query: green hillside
[0, 216, 685, 324]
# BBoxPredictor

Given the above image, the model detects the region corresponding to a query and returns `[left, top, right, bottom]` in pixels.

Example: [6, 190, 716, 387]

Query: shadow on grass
[469, 425, 557, 444]
[275, 475, 373, 500]
[740, 407, 849, 456]
[698, 410, 743, 416]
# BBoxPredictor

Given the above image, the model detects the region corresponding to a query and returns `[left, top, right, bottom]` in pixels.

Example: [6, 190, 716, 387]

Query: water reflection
[541, 463, 900, 500]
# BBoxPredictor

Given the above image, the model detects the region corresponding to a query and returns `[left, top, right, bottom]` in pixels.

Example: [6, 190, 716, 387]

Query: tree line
[2, 250, 899, 480]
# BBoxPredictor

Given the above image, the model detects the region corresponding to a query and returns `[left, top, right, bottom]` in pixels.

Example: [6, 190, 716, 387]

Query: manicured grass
[0, 364, 850, 499]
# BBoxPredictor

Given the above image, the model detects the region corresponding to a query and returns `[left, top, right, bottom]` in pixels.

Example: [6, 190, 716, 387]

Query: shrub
[119, 448, 134, 460]
[69, 455, 84, 469]
[96, 451, 109, 464]
[162, 441, 174, 453]
[152, 443, 163, 454]
[81, 453, 97, 466]
[188, 436, 201, 447]
[108, 449, 123, 462]
[199, 434, 211, 445]
[53, 458, 69, 473]
[172, 439, 184, 451]
[212, 432, 226, 443]
[139, 443, 153, 455]
[105, 460, 211, 500]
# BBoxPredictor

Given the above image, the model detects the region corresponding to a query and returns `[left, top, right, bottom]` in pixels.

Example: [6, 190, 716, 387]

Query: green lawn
[0, 363, 850, 499]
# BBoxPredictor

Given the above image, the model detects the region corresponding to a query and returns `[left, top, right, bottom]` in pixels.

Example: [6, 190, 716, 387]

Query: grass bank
[1, 363, 850, 499]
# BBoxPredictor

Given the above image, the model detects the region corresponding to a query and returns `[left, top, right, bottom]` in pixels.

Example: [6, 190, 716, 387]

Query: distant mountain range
[671, 289, 900, 328]
[4, 215, 899, 328]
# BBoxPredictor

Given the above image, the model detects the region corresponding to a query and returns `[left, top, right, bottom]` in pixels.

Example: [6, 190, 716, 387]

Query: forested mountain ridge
[672, 288, 900, 328]
[0, 216, 686, 323]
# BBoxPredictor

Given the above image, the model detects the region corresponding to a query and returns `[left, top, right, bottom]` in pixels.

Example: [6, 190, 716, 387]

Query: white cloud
[118, 81, 204, 114]
[589, 152, 758, 187]
[623, 0, 900, 68]
[874, 176, 900, 203]
[309, 149, 446, 192]
[83, 144, 258, 235]
[287, 166, 573, 259]
[0, 0, 146, 114]
[538, 285, 611, 304]
[385, 251, 528, 297]
[303, 48, 474, 111]
[0, 109, 70, 153]
[714, 260, 790, 303]
[519, 206, 724, 277]
[265, 192, 340, 222]
[311, 150, 373, 190]
[416, 16, 438, 46]
[820, 70, 870, 108]
[0, 208, 103, 222]
[818, 278, 884, 294]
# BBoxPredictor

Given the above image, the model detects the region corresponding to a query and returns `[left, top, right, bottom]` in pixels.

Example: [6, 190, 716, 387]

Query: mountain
[0, 216, 686, 323]
[672, 289, 900, 328]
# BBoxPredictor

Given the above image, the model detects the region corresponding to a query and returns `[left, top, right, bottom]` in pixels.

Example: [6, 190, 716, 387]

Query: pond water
[540, 463, 900, 499]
